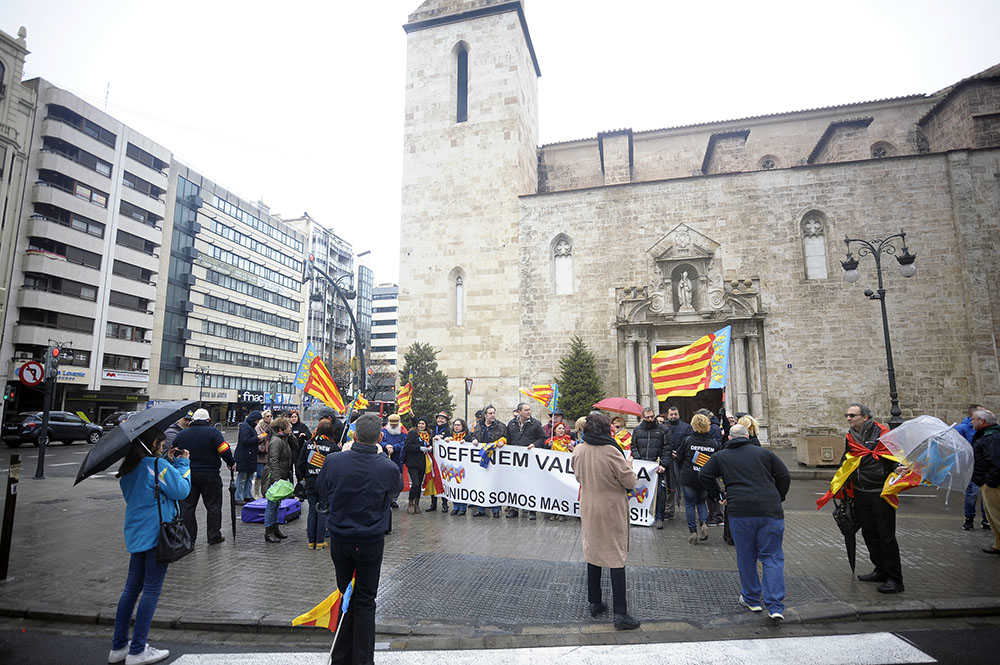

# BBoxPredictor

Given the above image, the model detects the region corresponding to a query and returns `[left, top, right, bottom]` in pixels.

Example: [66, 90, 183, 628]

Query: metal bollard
[0, 454, 21, 580]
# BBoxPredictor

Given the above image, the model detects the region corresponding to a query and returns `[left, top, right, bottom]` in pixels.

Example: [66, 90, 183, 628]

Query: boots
[274, 525, 288, 539]
[413, 499, 422, 514]
[253, 477, 261, 499]
[406, 500, 415, 514]
[429, 496, 437, 511]
[441, 499, 449, 513]
[265, 526, 281, 543]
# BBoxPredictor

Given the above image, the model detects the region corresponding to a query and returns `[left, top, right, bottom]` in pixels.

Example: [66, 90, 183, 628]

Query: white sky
[4, 1, 999, 282]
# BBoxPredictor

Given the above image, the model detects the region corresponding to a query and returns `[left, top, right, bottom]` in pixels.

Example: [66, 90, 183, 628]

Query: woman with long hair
[263, 416, 293, 544]
[573, 411, 640, 630]
[109, 429, 191, 665]
[676, 413, 721, 545]
[297, 418, 338, 549]
[446, 418, 470, 516]
[403, 417, 431, 513]
[287, 410, 311, 484]
[737, 414, 761, 446]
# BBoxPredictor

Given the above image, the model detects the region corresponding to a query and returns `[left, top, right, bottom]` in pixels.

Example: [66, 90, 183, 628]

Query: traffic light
[3, 383, 15, 402]
[44, 346, 61, 378]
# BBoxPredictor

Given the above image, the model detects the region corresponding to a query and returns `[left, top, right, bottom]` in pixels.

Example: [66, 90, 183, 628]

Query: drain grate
[376, 552, 834, 626]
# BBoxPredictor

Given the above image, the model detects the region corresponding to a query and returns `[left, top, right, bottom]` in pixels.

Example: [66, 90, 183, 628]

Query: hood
[245, 410, 263, 427]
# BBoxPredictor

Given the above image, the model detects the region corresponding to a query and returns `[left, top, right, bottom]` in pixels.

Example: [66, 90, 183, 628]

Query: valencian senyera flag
[352, 394, 369, 411]
[651, 326, 731, 401]
[519, 384, 558, 411]
[396, 382, 413, 416]
[298, 345, 346, 413]
[292, 575, 354, 632]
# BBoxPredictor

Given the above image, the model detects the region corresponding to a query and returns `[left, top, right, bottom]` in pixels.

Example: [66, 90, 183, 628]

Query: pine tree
[399, 342, 455, 421]
[557, 335, 603, 423]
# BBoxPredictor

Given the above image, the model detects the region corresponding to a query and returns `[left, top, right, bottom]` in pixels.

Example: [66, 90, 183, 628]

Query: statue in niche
[677, 271, 695, 312]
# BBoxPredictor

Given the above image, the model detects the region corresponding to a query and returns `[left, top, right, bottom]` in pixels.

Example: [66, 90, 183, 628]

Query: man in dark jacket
[844, 402, 903, 593]
[316, 414, 402, 665]
[700, 424, 790, 621]
[175, 408, 234, 545]
[506, 402, 545, 519]
[632, 407, 670, 527]
[971, 408, 1000, 554]
[235, 410, 262, 503]
[663, 406, 693, 511]
[473, 405, 506, 517]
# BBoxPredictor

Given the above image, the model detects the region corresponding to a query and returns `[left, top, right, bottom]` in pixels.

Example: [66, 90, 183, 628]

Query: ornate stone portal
[615, 223, 769, 438]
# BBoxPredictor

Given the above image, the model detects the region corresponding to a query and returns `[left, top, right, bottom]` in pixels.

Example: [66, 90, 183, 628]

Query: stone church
[398, 0, 1000, 445]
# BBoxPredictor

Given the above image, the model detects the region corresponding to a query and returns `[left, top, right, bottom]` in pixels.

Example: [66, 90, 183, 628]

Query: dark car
[3, 411, 103, 448]
[100, 411, 135, 434]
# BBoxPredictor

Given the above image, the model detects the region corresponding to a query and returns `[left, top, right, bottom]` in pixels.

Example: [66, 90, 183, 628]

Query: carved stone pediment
[647, 223, 721, 262]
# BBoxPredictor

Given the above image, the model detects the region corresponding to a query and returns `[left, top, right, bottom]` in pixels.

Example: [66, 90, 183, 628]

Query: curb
[3, 597, 999, 642]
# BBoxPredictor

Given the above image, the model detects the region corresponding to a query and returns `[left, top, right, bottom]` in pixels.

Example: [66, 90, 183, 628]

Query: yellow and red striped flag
[651, 326, 731, 401]
[396, 382, 413, 415]
[519, 384, 554, 409]
[303, 356, 346, 413]
[353, 394, 369, 411]
[292, 575, 354, 632]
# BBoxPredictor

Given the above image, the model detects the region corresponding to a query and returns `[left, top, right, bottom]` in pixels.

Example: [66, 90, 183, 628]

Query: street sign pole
[33, 376, 54, 480]
[0, 454, 21, 580]
[464, 378, 473, 425]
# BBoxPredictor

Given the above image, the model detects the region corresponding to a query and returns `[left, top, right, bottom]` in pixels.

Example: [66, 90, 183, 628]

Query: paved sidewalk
[0, 445, 997, 640]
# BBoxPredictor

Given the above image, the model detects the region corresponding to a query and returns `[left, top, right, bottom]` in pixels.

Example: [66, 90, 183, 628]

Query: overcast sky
[4, 1, 999, 282]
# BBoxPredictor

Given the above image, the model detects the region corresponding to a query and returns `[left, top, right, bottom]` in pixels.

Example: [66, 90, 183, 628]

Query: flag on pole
[396, 382, 413, 415]
[519, 384, 557, 411]
[303, 356, 346, 413]
[353, 394, 369, 411]
[651, 326, 731, 401]
[294, 343, 320, 388]
[292, 575, 355, 632]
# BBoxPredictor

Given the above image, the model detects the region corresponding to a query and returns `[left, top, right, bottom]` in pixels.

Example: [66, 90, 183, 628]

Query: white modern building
[369, 282, 399, 403]
[0, 77, 170, 422]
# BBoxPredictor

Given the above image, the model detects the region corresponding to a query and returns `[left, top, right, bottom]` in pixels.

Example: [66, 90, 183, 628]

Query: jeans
[112, 549, 168, 655]
[265, 498, 279, 528]
[729, 516, 786, 614]
[406, 466, 425, 503]
[855, 491, 903, 584]
[682, 484, 708, 532]
[965, 481, 987, 521]
[256, 462, 265, 479]
[452, 502, 467, 513]
[586, 563, 627, 615]
[307, 494, 328, 543]
[181, 471, 223, 543]
[330, 538, 386, 665]
[235, 471, 254, 502]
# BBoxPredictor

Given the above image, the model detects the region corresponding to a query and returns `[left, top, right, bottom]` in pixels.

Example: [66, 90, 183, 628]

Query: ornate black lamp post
[840, 230, 917, 428]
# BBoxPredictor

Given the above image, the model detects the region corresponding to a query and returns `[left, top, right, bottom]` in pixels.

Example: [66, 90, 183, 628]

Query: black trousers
[855, 491, 903, 584]
[330, 538, 385, 665]
[181, 471, 223, 543]
[586, 563, 627, 615]
[406, 466, 424, 502]
[655, 470, 674, 519]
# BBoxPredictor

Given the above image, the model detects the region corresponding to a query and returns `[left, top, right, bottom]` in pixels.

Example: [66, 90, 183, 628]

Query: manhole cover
[376, 553, 833, 626]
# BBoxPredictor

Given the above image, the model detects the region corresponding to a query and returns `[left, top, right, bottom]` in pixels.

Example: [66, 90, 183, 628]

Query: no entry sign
[17, 361, 44, 387]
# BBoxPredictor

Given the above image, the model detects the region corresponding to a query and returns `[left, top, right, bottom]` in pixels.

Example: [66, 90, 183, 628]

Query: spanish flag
[651, 326, 731, 401]
[292, 575, 354, 632]
[303, 356, 346, 413]
[396, 382, 413, 416]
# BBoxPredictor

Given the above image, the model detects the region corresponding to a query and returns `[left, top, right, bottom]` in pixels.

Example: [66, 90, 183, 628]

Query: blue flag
[295, 343, 319, 388]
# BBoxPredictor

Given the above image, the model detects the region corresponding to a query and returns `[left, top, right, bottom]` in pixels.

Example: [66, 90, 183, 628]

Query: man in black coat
[971, 408, 1000, 554]
[663, 406, 693, 510]
[632, 407, 671, 527]
[506, 402, 546, 519]
[473, 405, 506, 518]
[175, 408, 235, 545]
[316, 414, 402, 665]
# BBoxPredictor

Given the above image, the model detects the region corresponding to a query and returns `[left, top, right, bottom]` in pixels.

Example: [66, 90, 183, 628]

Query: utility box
[797, 428, 842, 466]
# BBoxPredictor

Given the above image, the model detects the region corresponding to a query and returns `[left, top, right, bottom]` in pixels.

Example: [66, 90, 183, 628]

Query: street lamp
[194, 366, 210, 405]
[305, 255, 366, 394]
[840, 230, 917, 428]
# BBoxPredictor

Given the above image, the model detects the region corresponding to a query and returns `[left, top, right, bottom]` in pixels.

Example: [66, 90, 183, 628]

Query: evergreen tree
[557, 336, 603, 423]
[399, 342, 455, 421]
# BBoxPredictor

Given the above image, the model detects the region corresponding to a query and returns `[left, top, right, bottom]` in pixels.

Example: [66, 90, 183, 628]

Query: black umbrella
[75, 400, 198, 484]
[229, 468, 237, 541]
[831, 497, 861, 572]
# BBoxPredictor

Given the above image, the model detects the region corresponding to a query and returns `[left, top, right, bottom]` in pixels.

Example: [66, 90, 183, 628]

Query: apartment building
[369, 282, 398, 404]
[0, 77, 170, 423]
[149, 163, 310, 423]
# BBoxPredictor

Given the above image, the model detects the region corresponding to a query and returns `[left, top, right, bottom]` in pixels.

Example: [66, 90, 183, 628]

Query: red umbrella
[592, 397, 644, 417]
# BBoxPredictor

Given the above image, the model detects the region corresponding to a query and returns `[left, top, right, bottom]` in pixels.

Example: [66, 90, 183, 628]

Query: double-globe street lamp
[305, 255, 366, 396]
[840, 230, 917, 429]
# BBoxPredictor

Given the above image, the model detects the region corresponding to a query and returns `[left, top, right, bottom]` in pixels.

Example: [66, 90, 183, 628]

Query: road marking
[48, 462, 77, 467]
[170, 632, 935, 664]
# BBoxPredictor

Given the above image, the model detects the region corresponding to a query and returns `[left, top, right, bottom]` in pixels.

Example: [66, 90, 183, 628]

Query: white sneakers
[768, 611, 784, 622]
[107, 642, 129, 664]
[738, 594, 763, 612]
[123, 645, 170, 664]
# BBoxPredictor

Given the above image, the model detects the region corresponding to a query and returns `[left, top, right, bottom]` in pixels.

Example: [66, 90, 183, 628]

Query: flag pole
[325, 575, 355, 665]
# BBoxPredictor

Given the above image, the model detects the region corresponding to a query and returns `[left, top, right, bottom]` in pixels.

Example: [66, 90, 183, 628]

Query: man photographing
[316, 413, 402, 665]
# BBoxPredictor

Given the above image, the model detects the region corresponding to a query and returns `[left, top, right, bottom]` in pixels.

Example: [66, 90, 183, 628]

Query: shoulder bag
[153, 457, 193, 564]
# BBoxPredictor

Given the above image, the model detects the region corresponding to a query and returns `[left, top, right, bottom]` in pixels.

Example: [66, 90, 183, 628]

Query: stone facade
[399, 1, 1000, 443]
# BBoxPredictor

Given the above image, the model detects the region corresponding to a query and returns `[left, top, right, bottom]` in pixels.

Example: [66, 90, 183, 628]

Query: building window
[871, 141, 894, 159]
[801, 211, 829, 280]
[456, 43, 469, 123]
[759, 155, 778, 170]
[449, 267, 465, 327]
[552, 234, 573, 295]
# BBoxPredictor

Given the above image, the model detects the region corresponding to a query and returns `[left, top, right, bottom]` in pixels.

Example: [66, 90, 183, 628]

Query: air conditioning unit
[187, 221, 201, 235]
[181, 330, 193, 340]
[183, 302, 195, 313]
[13, 351, 33, 361]
[187, 195, 203, 209]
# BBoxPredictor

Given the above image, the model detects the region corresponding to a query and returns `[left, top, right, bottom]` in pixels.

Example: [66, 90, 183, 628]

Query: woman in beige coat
[573, 411, 641, 630]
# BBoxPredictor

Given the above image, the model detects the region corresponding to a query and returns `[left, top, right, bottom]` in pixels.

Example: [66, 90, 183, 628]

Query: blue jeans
[307, 495, 328, 543]
[682, 484, 708, 532]
[729, 516, 786, 614]
[256, 462, 265, 479]
[965, 482, 987, 520]
[235, 471, 254, 502]
[265, 499, 279, 527]
[112, 549, 168, 655]
[452, 502, 467, 513]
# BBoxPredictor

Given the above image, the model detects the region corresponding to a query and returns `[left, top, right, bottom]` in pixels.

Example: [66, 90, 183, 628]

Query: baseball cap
[192, 408, 210, 422]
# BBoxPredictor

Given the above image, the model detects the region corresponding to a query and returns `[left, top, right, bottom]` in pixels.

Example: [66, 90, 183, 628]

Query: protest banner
[433, 440, 658, 526]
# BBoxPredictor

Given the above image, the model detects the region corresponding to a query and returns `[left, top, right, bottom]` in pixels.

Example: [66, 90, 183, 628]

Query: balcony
[13, 324, 93, 350]
[40, 117, 115, 164]
[121, 183, 164, 218]
[109, 274, 157, 301]
[17, 289, 98, 320]
[104, 336, 152, 359]
[25, 215, 105, 255]
[123, 156, 168, 190]
[36, 150, 110, 193]
[21, 251, 101, 285]
[105, 305, 154, 328]
[32, 181, 107, 220]
[117, 213, 162, 244]
[114, 245, 161, 273]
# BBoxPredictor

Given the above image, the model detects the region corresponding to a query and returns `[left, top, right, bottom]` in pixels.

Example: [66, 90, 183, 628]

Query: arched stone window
[455, 42, 469, 123]
[759, 155, 778, 170]
[871, 141, 894, 159]
[801, 211, 828, 280]
[551, 234, 573, 295]
[449, 267, 466, 326]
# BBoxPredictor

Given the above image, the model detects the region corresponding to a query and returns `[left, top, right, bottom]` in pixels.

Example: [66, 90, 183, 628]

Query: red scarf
[451, 431, 467, 441]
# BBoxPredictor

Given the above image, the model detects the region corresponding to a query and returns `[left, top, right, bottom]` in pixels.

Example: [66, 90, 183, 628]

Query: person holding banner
[446, 418, 471, 516]
[574, 411, 641, 631]
[473, 406, 505, 518]
[403, 417, 432, 514]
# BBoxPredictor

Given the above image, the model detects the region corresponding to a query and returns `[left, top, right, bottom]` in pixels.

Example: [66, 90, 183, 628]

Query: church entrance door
[658, 388, 723, 425]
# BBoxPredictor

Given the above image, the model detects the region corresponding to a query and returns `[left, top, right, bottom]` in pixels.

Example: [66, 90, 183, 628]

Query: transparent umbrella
[879, 415, 974, 502]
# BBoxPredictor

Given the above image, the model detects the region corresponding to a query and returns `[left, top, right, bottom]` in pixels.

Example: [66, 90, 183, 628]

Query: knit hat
[388, 413, 401, 424]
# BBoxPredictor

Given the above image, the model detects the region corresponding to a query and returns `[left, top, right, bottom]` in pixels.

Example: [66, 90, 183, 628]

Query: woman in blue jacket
[109, 430, 191, 665]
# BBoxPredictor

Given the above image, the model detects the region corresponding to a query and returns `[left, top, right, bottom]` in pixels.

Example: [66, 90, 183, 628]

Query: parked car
[3, 411, 103, 448]
[100, 411, 135, 434]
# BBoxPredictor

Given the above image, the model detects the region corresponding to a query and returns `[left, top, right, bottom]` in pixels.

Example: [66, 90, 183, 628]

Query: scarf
[450, 431, 467, 442]
[548, 435, 572, 452]
[418, 431, 430, 444]
[816, 421, 900, 510]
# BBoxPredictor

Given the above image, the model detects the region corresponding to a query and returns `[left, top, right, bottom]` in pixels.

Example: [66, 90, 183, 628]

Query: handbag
[154, 458, 193, 564]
